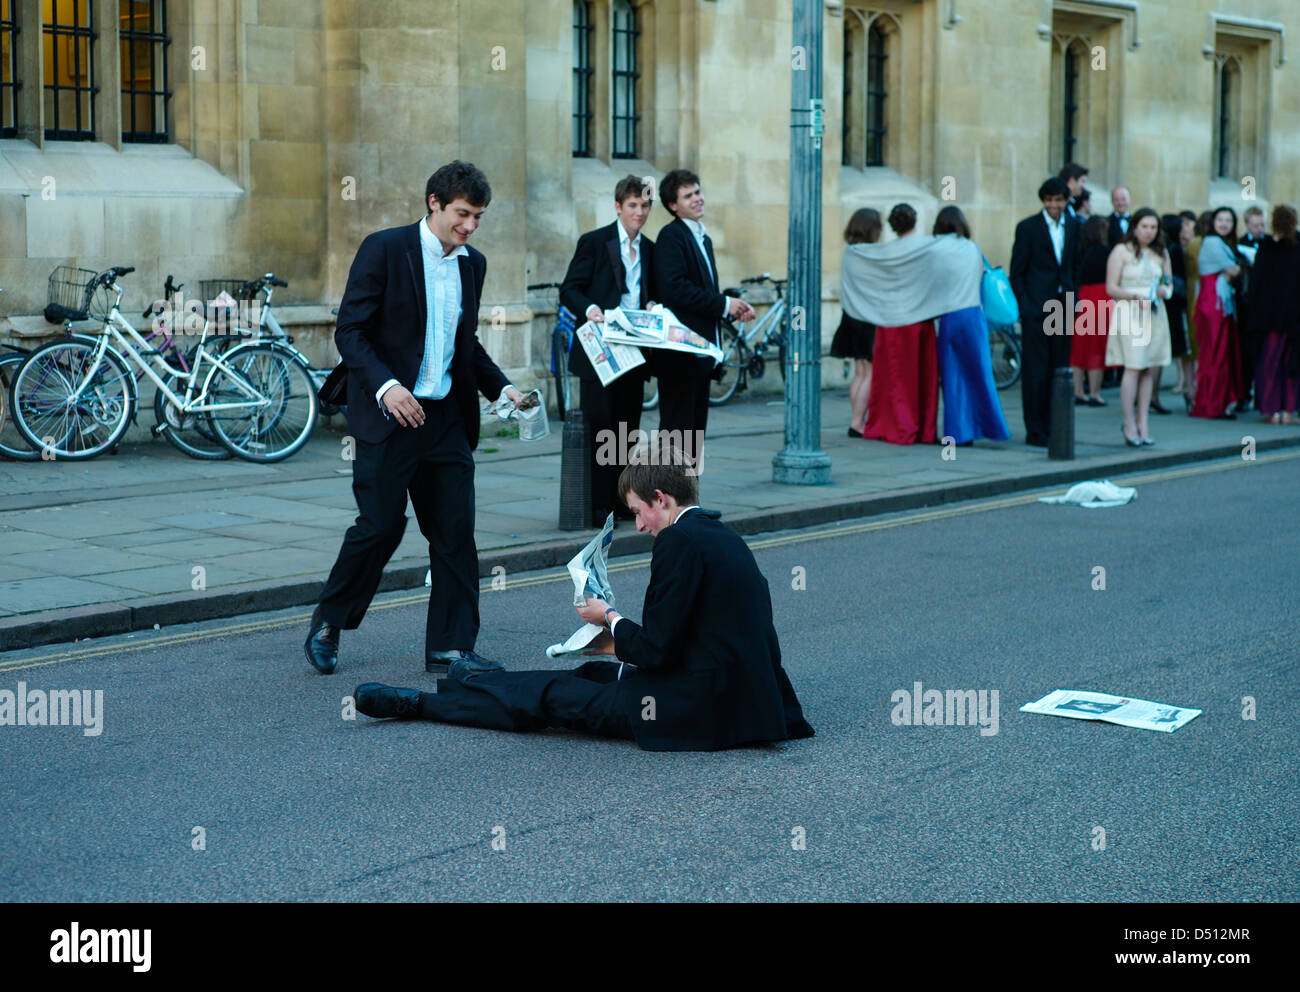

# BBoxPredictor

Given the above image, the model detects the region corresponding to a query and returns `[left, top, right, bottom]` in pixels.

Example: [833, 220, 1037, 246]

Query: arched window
[1214, 56, 1239, 179]
[865, 22, 887, 166]
[573, 1, 594, 157]
[1062, 43, 1079, 167]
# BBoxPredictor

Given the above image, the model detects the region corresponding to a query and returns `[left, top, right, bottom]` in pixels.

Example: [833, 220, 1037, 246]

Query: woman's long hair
[1081, 214, 1108, 251]
[1209, 206, 1238, 248]
[1120, 207, 1167, 260]
[844, 208, 882, 245]
[1272, 204, 1298, 245]
[932, 205, 970, 238]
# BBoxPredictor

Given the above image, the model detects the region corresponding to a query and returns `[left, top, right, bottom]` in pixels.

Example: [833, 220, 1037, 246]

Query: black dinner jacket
[1107, 213, 1131, 247]
[559, 221, 654, 382]
[324, 221, 510, 447]
[1009, 211, 1083, 323]
[653, 217, 727, 381]
[611, 508, 815, 751]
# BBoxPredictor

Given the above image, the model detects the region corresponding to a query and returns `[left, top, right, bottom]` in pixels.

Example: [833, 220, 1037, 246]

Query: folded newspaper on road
[573, 320, 647, 386]
[602, 305, 725, 364]
[545, 513, 617, 659]
[1020, 689, 1201, 732]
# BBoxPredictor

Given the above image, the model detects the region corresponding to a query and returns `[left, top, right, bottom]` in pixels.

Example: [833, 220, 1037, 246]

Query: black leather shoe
[1151, 398, 1171, 415]
[354, 683, 424, 719]
[304, 608, 339, 674]
[445, 651, 507, 681]
[426, 649, 504, 675]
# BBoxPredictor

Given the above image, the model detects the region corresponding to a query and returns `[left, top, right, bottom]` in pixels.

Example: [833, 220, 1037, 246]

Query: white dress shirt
[618, 221, 642, 312]
[1042, 209, 1066, 293]
[682, 217, 729, 318]
[375, 217, 466, 408]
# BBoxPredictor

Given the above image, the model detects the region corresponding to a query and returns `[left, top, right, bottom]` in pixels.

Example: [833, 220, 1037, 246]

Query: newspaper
[603, 305, 725, 364]
[573, 320, 646, 386]
[1020, 689, 1201, 733]
[545, 513, 617, 659]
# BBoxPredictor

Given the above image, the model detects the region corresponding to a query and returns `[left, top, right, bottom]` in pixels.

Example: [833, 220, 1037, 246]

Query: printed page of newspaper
[574, 320, 646, 386]
[604, 305, 724, 364]
[1020, 689, 1202, 732]
[545, 513, 617, 658]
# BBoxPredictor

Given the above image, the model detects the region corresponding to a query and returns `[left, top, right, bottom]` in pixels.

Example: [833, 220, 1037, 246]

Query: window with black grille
[1, 0, 17, 138]
[119, 0, 168, 142]
[611, 0, 639, 159]
[1062, 44, 1078, 168]
[43, 0, 95, 140]
[573, 1, 593, 157]
[865, 23, 886, 166]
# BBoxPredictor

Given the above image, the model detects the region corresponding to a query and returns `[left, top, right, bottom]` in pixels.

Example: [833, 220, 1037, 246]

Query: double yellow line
[2, 448, 1294, 674]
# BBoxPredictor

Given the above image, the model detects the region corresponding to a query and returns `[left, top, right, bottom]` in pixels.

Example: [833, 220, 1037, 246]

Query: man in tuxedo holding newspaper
[560, 175, 655, 527]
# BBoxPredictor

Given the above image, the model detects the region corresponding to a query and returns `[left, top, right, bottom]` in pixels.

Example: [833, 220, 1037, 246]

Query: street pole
[773, 0, 832, 485]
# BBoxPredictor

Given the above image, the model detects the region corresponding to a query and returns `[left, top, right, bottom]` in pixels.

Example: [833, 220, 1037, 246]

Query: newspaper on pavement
[1020, 689, 1201, 732]
[545, 512, 617, 658]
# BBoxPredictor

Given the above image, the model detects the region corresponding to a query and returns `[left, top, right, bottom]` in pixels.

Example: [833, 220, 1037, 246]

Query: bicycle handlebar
[740, 272, 784, 286]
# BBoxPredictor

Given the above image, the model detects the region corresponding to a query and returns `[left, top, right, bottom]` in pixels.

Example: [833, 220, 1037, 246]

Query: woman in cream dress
[1105, 207, 1172, 446]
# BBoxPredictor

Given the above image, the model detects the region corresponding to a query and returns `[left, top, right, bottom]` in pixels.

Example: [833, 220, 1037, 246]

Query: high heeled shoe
[1121, 427, 1142, 448]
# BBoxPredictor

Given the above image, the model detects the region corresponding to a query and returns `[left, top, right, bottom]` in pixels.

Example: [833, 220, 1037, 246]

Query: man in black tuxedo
[652, 169, 755, 456]
[306, 162, 529, 676]
[1106, 186, 1132, 246]
[1236, 206, 1267, 411]
[1058, 162, 1088, 218]
[1009, 176, 1082, 446]
[352, 450, 815, 752]
[560, 175, 655, 526]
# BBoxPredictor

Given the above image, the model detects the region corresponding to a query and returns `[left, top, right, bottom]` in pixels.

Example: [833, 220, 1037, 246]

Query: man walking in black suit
[560, 175, 655, 526]
[1010, 176, 1082, 446]
[1058, 162, 1088, 218]
[653, 170, 755, 457]
[305, 161, 530, 676]
[351, 450, 815, 752]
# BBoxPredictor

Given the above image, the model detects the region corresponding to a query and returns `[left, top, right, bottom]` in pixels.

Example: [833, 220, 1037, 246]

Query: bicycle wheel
[990, 325, 1022, 390]
[10, 340, 133, 460]
[708, 324, 746, 406]
[0, 353, 41, 461]
[154, 371, 233, 460]
[642, 376, 658, 411]
[205, 344, 318, 462]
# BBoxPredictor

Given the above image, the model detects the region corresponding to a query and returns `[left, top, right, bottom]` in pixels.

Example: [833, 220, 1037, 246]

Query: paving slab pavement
[1, 383, 1297, 649]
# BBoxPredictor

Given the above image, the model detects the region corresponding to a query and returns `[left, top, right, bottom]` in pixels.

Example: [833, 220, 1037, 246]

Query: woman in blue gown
[932, 206, 1012, 444]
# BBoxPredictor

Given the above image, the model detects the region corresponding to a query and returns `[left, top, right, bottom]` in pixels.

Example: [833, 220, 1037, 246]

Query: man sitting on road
[353, 447, 815, 751]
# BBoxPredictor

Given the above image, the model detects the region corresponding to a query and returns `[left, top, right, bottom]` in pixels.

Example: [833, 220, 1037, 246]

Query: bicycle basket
[47, 265, 106, 320]
[199, 279, 258, 304]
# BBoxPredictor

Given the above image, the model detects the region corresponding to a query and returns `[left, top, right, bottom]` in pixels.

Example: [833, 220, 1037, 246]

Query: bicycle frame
[68, 285, 272, 418]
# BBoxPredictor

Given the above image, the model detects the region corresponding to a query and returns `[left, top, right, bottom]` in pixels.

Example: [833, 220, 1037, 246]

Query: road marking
[2, 448, 1294, 673]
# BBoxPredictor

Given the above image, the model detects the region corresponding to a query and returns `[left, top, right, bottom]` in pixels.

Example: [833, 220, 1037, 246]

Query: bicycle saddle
[44, 303, 88, 324]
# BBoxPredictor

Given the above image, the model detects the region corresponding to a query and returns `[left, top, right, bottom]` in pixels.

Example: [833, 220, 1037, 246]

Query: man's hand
[586, 305, 605, 323]
[582, 629, 617, 656]
[727, 297, 756, 322]
[504, 386, 537, 410]
[382, 384, 425, 427]
[577, 597, 612, 626]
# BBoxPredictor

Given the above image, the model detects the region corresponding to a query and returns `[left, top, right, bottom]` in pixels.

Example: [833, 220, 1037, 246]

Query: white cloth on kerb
[1038, 480, 1137, 509]
[838, 233, 984, 327]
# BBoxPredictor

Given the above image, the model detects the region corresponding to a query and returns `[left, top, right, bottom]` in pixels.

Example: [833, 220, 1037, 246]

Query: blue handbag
[981, 256, 1020, 326]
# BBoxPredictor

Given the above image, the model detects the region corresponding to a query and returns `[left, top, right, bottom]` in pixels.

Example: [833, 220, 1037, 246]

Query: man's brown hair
[618, 445, 699, 508]
[615, 174, 652, 205]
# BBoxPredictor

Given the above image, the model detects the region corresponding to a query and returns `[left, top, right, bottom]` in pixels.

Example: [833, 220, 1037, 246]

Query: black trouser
[412, 662, 636, 740]
[318, 396, 478, 654]
[656, 375, 710, 455]
[1020, 303, 1072, 440]
[580, 373, 645, 526]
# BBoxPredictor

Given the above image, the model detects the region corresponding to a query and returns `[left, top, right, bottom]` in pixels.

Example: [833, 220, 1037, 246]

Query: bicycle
[9, 266, 318, 462]
[988, 321, 1022, 390]
[199, 273, 344, 417]
[710, 273, 789, 406]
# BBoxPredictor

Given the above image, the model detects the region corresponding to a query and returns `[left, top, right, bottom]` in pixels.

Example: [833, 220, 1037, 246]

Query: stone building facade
[1, 0, 1296, 395]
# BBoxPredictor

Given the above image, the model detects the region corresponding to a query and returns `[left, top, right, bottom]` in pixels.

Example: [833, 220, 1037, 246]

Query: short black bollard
[559, 408, 591, 530]
[1048, 367, 1075, 460]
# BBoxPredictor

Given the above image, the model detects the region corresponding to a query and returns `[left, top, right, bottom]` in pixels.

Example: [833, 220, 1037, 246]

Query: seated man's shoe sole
[354, 683, 424, 719]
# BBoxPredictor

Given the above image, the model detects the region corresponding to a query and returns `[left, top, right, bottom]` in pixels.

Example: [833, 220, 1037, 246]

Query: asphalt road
[1, 452, 1296, 901]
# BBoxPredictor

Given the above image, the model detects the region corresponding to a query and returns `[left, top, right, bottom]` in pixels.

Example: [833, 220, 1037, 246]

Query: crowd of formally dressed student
[831, 164, 1300, 448]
